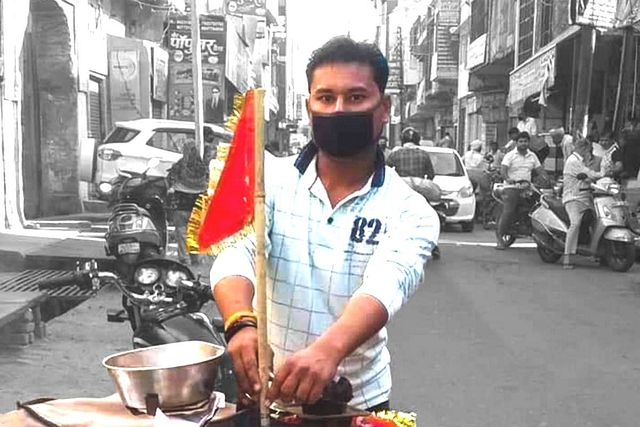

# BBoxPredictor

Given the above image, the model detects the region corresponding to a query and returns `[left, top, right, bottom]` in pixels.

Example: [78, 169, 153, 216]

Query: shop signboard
[434, 0, 460, 80]
[109, 49, 141, 124]
[508, 47, 555, 105]
[166, 14, 226, 122]
[569, 0, 624, 29]
[225, 24, 251, 93]
[467, 33, 486, 70]
[152, 46, 169, 102]
[225, 0, 268, 16]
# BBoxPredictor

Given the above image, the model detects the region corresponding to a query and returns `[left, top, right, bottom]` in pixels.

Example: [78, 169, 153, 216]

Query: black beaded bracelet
[224, 318, 258, 343]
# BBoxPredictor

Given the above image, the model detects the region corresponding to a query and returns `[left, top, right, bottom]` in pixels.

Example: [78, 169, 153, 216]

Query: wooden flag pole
[253, 88, 270, 426]
[190, 0, 205, 158]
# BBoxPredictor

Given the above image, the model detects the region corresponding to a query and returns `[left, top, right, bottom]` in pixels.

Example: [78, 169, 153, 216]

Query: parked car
[93, 119, 232, 199]
[418, 146, 477, 231]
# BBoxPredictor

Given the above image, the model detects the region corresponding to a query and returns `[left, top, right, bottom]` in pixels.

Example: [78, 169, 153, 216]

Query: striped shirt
[210, 144, 440, 409]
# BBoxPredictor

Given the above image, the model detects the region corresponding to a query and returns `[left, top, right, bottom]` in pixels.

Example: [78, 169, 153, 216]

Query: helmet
[401, 127, 421, 144]
[105, 203, 163, 264]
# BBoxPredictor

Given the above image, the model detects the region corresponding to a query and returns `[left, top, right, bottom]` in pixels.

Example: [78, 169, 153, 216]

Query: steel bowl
[102, 341, 224, 412]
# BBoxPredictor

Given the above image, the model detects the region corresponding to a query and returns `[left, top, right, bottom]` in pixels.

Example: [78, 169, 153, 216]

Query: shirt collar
[294, 142, 386, 188]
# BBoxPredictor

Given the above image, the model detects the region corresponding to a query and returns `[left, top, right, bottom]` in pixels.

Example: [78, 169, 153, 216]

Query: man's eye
[350, 95, 366, 103]
[317, 95, 334, 103]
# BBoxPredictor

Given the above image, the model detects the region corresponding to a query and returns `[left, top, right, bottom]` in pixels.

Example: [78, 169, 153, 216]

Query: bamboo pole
[253, 88, 270, 426]
[190, 0, 205, 158]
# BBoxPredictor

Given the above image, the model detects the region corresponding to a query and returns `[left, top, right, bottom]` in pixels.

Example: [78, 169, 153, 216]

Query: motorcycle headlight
[166, 270, 189, 288]
[608, 184, 621, 195]
[135, 267, 160, 285]
[99, 182, 113, 194]
[459, 184, 474, 198]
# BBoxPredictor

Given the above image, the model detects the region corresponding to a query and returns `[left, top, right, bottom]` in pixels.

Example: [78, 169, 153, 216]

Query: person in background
[549, 127, 574, 161]
[497, 131, 549, 250]
[166, 140, 209, 266]
[438, 132, 454, 148]
[379, 135, 392, 159]
[463, 140, 487, 193]
[518, 109, 549, 164]
[485, 140, 504, 167]
[599, 131, 623, 179]
[503, 127, 521, 152]
[562, 138, 603, 269]
[386, 127, 435, 180]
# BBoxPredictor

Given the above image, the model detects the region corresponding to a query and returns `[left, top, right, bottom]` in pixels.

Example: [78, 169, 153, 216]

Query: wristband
[224, 318, 257, 343]
[224, 310, 257, 331]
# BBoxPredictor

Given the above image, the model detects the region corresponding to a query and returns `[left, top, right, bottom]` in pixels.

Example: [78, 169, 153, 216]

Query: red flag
[198, 90, 256, 249]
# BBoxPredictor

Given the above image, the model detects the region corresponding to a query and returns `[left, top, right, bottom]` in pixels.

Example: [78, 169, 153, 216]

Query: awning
[508, 25, 581, 106]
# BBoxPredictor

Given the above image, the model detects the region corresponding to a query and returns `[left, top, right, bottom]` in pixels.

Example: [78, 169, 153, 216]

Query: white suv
[92, 119, 232, 198]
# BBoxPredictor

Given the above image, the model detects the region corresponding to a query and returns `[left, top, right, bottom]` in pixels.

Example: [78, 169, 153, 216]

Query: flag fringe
[186, 93, 249, 255]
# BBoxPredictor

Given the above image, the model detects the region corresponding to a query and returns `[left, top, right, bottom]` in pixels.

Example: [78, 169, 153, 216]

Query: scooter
[493, 180, 540, 248]
[530, 177, 637, 272]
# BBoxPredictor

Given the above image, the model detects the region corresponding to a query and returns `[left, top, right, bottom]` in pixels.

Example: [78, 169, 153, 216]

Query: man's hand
[226, 327, 262, 404]
[266, 342, 340, 406]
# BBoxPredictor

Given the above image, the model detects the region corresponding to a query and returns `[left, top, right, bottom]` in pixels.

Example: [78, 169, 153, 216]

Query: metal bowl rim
[101, 340, 225, 372]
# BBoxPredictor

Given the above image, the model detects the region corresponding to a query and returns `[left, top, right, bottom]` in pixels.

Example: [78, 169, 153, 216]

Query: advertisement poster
[152, 46, 169, 102]
[166, 14, 227, 123]
[225, 0, 267, 16]
[109, 49, 142, 123]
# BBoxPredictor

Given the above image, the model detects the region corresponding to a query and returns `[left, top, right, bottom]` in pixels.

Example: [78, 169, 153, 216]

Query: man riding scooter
[496, 131, 549, 250]
[561, 138, 604, 269]
[387, 127, 441, 259]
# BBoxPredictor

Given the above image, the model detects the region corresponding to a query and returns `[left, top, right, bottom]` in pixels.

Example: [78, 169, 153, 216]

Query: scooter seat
[544, 195, 570, 225]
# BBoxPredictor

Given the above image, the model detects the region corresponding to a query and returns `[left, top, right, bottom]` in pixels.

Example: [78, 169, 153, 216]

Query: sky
[288, 0, 380, 92]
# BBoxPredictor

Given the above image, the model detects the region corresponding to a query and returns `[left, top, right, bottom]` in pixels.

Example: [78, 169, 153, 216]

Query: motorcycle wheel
[536, 243, 562, 263]
[606, 241, 636, 272]
[461, 221, 474, 232]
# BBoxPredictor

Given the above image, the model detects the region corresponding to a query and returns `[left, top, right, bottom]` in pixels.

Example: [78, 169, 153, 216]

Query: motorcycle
[530, 177, 637, 272]
[493, 180, 541, 248]
[38, 158, 239, 401]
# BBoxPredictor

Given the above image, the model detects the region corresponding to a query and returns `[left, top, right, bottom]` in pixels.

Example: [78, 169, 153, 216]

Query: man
[503, 127, 521, 152]
[485, 140, 504, 167]
[463, 140, 487, 191]
[204, 85, 225, 123]
[562, 138, 603, 269]
[549, 127, 574, 161]
[210, 36, 439, 411]
[438, 132, 454, 148]
[517, 109, 549, 164]
[496, 131, 549, 249]
[379, 135, 392, 159]
[386, 127, 435, 180]
[599, 131, 623, 179]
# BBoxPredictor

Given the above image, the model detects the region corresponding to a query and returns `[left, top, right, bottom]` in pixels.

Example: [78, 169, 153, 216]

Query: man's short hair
[517, 131, 530, 141]
[508, 127, 520, 136]
[306, 36, 389, 94]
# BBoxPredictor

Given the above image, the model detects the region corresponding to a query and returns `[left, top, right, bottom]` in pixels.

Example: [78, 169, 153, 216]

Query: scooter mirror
[576, 173, 588, 180]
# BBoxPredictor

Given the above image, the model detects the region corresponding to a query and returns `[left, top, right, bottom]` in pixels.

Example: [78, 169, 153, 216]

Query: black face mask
[311, 110, 376, 157]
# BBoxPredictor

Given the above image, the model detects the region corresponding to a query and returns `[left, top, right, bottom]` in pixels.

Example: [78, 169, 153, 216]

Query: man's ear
[380, 94, 391, 123]
[306, 98, 311, 120]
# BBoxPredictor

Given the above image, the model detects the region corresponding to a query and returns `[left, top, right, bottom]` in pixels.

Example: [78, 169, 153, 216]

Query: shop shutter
[88, 78, 103, 140]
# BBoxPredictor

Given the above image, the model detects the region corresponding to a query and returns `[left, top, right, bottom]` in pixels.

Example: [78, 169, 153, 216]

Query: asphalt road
[388, 233, 640, 426]
[2, 229, 640, 426]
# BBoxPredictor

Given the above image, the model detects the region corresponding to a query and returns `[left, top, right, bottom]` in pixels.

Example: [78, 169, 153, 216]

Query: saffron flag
[197, 90, 256, 250]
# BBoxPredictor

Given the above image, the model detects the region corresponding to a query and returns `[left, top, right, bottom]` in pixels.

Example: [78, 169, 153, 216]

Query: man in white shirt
[496, 131, 548, 249]
[210, 36, 440, 412]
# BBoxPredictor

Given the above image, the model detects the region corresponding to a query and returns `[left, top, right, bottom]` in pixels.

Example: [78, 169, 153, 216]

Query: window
[103, 127, 140, 144]
[430, 152, 465, 176]
[539, 0, 553, 48]
[470, 0, 487, 42]
[88, 76, 105, 140]
[518, 0, 536, 64]
[146, 129, 195, 153]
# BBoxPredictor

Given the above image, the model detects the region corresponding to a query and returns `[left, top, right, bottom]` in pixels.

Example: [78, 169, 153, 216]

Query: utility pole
[573, 27, 596, 138]
[399, 26, 405, 126]
[190, 0, 205, 158]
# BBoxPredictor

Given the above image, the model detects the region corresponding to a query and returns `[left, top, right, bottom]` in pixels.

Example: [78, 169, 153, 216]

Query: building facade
[0, 0, 289, 229]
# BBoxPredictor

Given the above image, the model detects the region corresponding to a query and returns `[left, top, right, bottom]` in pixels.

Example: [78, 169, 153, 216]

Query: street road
[389, 232, 640, 426]
[2, 229, 640, 426]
